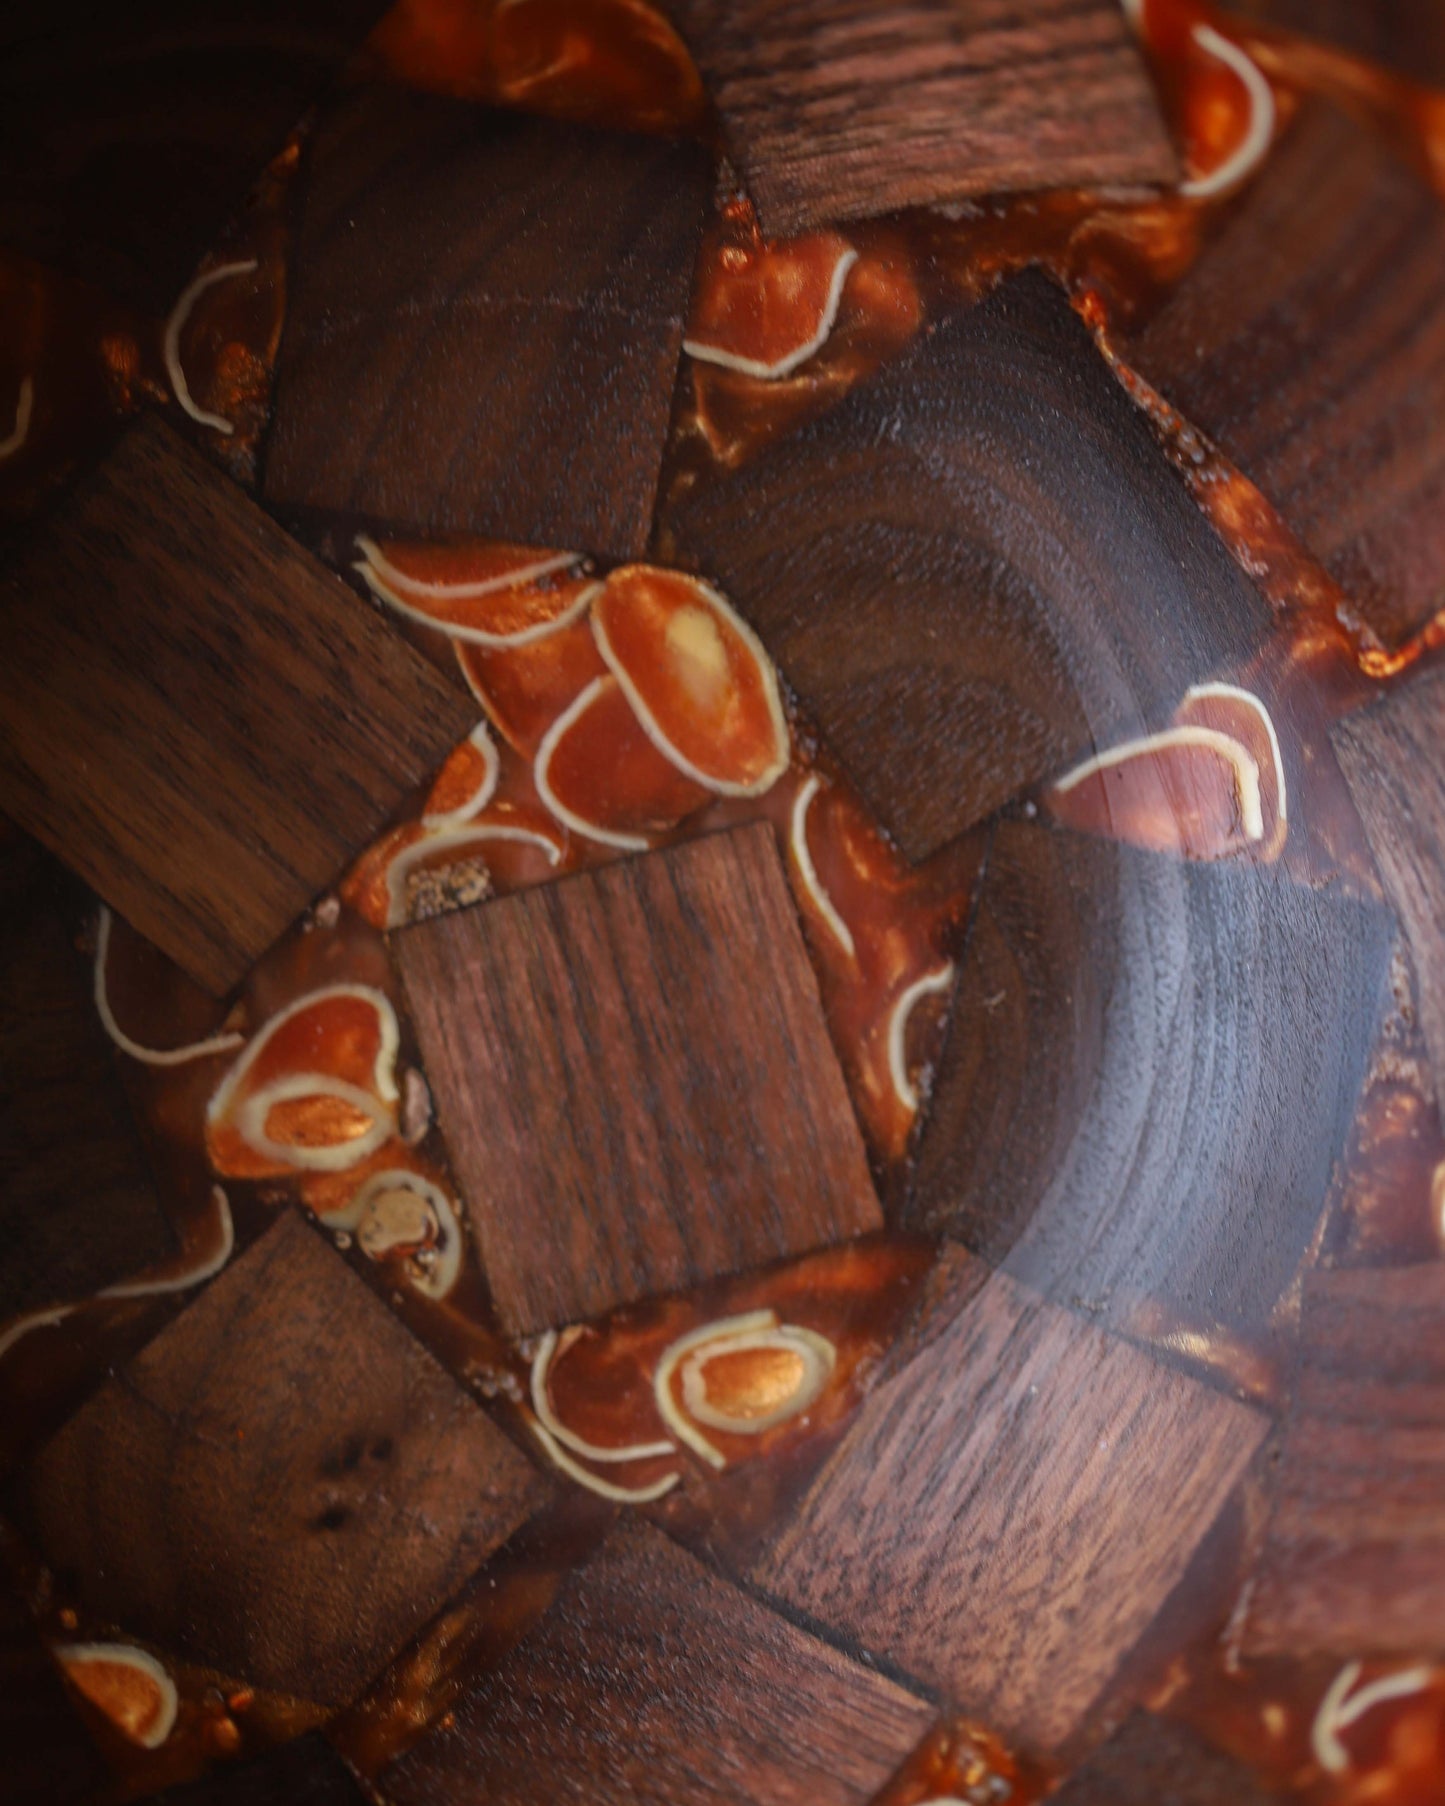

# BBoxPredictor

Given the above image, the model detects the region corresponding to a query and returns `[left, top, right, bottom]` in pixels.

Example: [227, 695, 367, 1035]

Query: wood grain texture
[661, 0, 1176, 236]
[906, 823, 1393, 1334]
[0, 414, 474, 996]
[0, 0, 388, 316]
[1218, 0, 1445, 87]
[0, 1573, 106, 1806]
[20, 1211, 548, 1707]
[395, 823, 882, 1336]
[0, 861, 174, 1318]
[1333, 667, 1445, 1093]
[658, 272, 1270, 862]
[144, 1735, 365, 1806]
[1050, 1711, 1275, 1805]
[1126, 105, 1445, 649]
[753, 1260, 1266, 1752]
[265, 86, 710, 559]
[1245, 1262, 1445, 1657]
[379, 1518, 935, 1806]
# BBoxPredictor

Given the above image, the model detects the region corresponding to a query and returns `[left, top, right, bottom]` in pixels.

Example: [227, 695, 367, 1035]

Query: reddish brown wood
[1245, 1262, 1445, 1657]
[20, 1212, 549, 1707]
[265, 86, 710, 559]
[378, 1519, 935, 1806]
[1219, 0, 1445, 87]
[662, 0, 1176, 236]
[752, 1259, 1267, 1752]
[0, 415, 474, 996]
[0, 0, 389, 317]
[1126, 105, 1445, 650]
[658, 273, 1270, 862]
[0, 857, 174, 1319]
[906, 823, 1394, 1337]
[1333, 667, 1445, 1093]
[1050, 1711, 1275, 1805]
[145, 1735, 366, 1805]
[0, 1573, 106, 1806]
[395, 824, 882, 1336]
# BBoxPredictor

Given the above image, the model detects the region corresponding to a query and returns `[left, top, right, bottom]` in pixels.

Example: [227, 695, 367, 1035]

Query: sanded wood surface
[265, 86, 710, 559]
[1050, 1711, 1276, 1805]
[145, 1735, 366, 1806]
[0, 0, 388, 316]
[753, 1261, 1266, 1750]
[396, 824, 882, 1336]
[21, 1212, 548, 1707]
[1127, 105, 1445, 649]
[1334, 667, 1445, 1092]
[0, 1574, 106, 1806]
[0, 860, 174, 1318]
[0, 415, 473, 996]
[907, 823, 1393, 1334]
[379, 1518, 935, 1806]
[1245, 1262, 1445, 1657]
[659, 273, 1269, 862]
[662, 0, 1175, 236]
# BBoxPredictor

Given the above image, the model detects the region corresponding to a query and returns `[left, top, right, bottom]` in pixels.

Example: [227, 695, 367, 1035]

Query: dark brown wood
[1126, 105, 1445, 650]
[0, 1573, 106, 1806]
[1333, 667, 1445, 1093]
[1050, 1711, 1275, 1806]
[378, 1518, 935, 1806]
[658, 272, 1270, 862]
[0, 858, 174, 1319]
[906, 822, 1394, 1336]
[1245, 1262, 1445, 1657]
[144, 1735, 366, 1806]
[1219, 0, 1445, 88]
[19, 1211, 549, 1707]
[0, 0, 389, 317]
[395, 823, 882, 1336]
[753, 1260, 1266, 1752]
[0, 414, 474, 996]
[661, 0, 1176, 236]
[265, 87, 711, 559]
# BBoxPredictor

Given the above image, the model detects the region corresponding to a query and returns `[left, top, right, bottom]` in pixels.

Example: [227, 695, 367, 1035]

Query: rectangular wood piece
[1126, 104, 1445, 649]
[658, 272, 1270, 862]
[265, 86, 711, 559]
[378, 1518, 935, 1806]
[1333, 666, 1445, 1094]
[1244, 1262, 1445, 1658]
[663, 0, 1176, 236]
[753, 1259, 1267, 1751]
[0, 413, 475, 996]
[19, 1211, 549, 1707]
[906, 822, 1394, 1337]
[394, 823, 883, 1336]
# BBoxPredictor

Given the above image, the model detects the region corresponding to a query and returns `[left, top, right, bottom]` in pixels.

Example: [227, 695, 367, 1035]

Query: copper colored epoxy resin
[1, 1, 1444, 1802]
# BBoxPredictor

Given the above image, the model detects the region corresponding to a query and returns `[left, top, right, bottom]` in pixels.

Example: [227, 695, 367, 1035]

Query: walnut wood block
[1126, 105, 1445, 648]
[20, 1212, 547, 1707]
[0, 1575, 106, 1806]
[1245, 1263, 1445, 1657]
[265, 86, 710, 559]
[0, 415, 473, 996]
[379, 1519, 934, 1806]
[1219, 0, 1445, 88]
[145, 1735, 366, 1806]
[0, 0, 388, 317]
[1333, 668, 1445, 1092]
[659, 272, 1269, 862]
[1050, 1711, 1275, 1805]
[662, 0, 1175, 236]
[395, 824, 882, 1336]
[753, 1261, 1266, 1752]
[0, 864, 174, 1318]
[907, 823, 1393, 1334]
